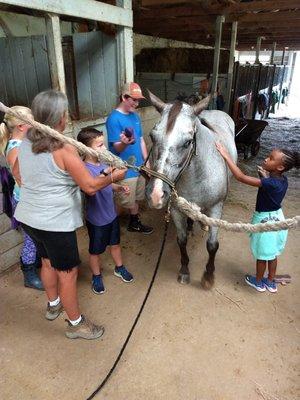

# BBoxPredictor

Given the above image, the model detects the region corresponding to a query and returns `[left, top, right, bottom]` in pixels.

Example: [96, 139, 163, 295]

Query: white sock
[49, 297, 60, 307]
[69, 315, 82, 326]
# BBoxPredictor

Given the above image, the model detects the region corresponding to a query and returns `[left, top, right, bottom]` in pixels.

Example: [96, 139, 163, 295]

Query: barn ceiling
[132, 0, 300, 50]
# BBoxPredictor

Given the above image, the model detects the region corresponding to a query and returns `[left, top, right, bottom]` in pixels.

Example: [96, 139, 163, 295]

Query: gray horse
[145, 92, 237, 289]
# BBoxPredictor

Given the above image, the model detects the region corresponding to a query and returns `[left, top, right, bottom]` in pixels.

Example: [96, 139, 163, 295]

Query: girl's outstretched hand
[257, 165, 270, 178]
[215, 141, 229, 159]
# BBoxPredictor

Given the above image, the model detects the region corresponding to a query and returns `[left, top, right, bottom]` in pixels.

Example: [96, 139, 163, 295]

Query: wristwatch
[100, 170, 109, 176]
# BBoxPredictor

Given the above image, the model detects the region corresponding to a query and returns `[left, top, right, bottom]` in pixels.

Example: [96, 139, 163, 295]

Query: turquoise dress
[250, 176, 288, 261]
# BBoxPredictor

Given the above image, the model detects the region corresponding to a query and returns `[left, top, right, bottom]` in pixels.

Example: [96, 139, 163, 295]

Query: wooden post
[281, 48, 286, 65]
[266, 64, 276, 117]
[270, 42, 276, 64]
[225, 21, 237, 113]
[229, 61, 239, 117]
[276, 47, 287, 110]
[116, 0, 133, 88]
[252, 63, 262, 119]
[287, 52, 297, 97]
[277, 64, 286, 111]
[210, 15, 225, 109]
[255, 36, 262, 64]
[45, 14, 66, 93]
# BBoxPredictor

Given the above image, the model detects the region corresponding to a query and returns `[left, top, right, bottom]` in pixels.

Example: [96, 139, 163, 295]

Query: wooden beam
[219, 0, 300, 14]
[270, 42, 277, 64]
[135, 6, 206, 19]
[134, 26, 300, 39]
[255, 36, 262, 64]
[211, 15, 225, 108]
[117, 0, 133, 85]
[0, 0, 133, 27]
[225, 20, 237, 113]
[134, 19, 300, 35]
[141, 0, 191, 6]
[135, 16, 214, 29]
[45, 14, 66, 94]
[236, 32, 300, 39]
[226, 10, 300, 23]
[237, 20, 300, 29]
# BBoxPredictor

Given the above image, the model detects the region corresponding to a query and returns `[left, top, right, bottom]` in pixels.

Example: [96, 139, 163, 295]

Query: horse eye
[183, 140, 192, 149]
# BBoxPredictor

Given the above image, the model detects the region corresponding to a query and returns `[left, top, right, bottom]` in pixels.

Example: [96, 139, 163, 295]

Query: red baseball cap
[121, 82, 145, 99]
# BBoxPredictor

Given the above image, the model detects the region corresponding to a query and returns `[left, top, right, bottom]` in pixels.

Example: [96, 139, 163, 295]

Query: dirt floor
[0, 118, 299, 400]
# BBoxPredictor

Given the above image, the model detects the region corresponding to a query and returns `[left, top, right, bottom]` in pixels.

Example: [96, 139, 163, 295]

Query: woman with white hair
[14, 90, 126, 340]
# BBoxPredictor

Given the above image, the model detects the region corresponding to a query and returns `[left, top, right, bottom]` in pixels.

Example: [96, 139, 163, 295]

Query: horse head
[145, 91, 210, 209]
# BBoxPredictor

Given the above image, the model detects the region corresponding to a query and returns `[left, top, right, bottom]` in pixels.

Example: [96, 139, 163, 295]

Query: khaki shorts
[115, 176, 145, 209]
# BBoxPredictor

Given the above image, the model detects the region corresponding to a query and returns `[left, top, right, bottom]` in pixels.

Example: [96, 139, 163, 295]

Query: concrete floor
[0, 177, 299, 399]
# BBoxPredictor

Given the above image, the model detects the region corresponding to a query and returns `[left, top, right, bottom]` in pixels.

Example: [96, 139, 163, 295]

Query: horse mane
[200, 117, 218, 134]
[166, 101, 183, 134]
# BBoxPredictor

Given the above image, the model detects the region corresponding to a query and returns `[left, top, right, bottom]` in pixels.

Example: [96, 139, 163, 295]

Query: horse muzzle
[145, 178, 172, 209]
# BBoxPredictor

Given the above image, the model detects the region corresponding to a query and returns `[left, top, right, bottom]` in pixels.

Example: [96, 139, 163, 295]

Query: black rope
[86, 218, 170, 400]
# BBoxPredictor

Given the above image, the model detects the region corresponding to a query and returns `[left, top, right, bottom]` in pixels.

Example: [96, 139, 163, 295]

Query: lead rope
[86, 207, 172, 399]
[0, 102, 298, 233]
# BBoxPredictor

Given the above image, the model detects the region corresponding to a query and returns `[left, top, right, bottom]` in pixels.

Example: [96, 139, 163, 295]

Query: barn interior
[0, 1, 299, 399]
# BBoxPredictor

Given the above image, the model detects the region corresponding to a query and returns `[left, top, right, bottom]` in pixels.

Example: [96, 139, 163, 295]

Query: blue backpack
[0, 166, 19, 228]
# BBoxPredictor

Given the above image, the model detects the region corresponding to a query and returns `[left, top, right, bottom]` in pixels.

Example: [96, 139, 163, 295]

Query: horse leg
[172, 209, 190, 284]
[201, 203, 222, 290]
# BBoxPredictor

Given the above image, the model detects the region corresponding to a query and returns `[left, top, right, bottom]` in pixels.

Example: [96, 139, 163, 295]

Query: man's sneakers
[262, 277, 278, 293]
[245, 275, 266, 292]
[127, 214, 153, 235]
[65, 315, 105, 340]
[45, 301, 63, 320]
[92, 274, 105, 294]
[114, 266, 134, 283]
[245, 275, 278, 293]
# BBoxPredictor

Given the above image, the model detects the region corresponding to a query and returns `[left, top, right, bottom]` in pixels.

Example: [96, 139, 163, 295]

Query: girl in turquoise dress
[216, 142, 299, 293]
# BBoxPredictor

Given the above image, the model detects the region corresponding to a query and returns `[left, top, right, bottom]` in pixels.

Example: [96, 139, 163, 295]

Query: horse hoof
[178, 273, 190, 285]
[201, 273, 214, 290]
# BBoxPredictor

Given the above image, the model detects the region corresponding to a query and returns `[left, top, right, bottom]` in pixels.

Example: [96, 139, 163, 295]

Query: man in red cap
[106, 82, 153, 234]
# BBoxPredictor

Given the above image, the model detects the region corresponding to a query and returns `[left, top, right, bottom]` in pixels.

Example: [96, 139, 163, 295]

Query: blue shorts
[86, 217, 120, 255]
[249, 209, 288, 261]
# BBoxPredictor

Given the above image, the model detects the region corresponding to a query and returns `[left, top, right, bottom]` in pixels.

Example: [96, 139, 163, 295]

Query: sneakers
[114, 266, 134, 283]
[262, 277, 278, 293]
[65, 315, 105, 340]
[127, 214, 153, 235]
[92, 274, 105, 294]
[245, 275, 266, 292]
[45, 301, 63, 321]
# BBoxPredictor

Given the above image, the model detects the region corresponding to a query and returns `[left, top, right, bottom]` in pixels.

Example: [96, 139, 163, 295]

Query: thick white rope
[1, 102, 299, 233]
[0, 102, 126, 169]
[174, 196, 299, 233]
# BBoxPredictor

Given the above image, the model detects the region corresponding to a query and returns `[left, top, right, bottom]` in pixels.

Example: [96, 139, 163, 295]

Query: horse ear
[147, 90, 166, 113]
[192, 95, 211, 115]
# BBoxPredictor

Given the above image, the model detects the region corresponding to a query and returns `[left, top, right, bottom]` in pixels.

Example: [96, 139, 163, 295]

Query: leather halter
[138, 128, 197, 192]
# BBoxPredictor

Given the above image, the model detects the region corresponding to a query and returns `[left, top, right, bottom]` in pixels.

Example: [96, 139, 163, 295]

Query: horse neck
[195, 120, 215, 155]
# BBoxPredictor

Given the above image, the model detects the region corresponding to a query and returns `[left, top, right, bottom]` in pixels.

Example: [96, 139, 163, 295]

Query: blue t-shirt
[106, 109, 144, 178]
[255, 176, 288, 212]
[85, 162, 117, 226]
